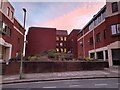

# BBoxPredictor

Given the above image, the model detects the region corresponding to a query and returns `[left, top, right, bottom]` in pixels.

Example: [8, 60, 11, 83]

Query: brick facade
[77, 1, 120, 66]
[0, 0, 25, 63]
[67, 29, 80, 58]
[26, 27, 56, 56]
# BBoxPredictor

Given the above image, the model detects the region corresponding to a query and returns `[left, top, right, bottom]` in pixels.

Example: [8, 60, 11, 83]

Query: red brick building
[26, 27, 81, 60]
[25, 1, 119, 66]
[67, 29, 80, 59]
[0, 0, 25, 63]
[77, 1, 120, 66]
[56, 30, 68, 53]
[26, 27, 69, 57]
[26, 27, 56, 56]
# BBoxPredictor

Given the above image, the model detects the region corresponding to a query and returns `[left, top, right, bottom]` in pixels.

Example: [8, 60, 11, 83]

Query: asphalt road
[2, 78, 119, 89]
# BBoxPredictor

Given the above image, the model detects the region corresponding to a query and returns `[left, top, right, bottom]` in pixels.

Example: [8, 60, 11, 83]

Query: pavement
[1, 66, 119, 84]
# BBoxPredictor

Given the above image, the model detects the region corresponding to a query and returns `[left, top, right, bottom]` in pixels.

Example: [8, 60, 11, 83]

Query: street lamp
[19, 8, 27, 79]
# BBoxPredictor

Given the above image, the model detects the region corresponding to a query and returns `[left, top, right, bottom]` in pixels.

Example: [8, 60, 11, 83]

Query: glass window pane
[111, 25, 117, 35]
[60, 37, 63, 41]
[56, 48, 59, 52]
[61, 48, 63, 52]
[56, 37, 59, 41]
[7, 7, 10, 16]
[117, 24, 120, 34]
[64, 48, 67, 53]
[60, 43, 63, 46]
[112, 2, 118, 13]
[56, 43, 59, 46]
[64, 37, 67, 41]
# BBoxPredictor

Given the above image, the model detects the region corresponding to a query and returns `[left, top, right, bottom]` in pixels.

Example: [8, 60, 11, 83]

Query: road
[2, 78, 119, 89]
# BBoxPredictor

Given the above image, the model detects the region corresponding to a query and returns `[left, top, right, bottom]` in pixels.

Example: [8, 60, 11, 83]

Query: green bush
[84, 57, 94, 61]
[48, 53, 55, 59]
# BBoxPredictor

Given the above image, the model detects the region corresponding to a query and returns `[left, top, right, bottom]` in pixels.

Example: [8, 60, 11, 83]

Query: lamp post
[19, 8, 27, 79]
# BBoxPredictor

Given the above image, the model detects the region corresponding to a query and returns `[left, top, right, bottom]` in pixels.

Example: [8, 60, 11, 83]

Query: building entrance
[0, 45, 10, 62]
[112, 49, 120, 66]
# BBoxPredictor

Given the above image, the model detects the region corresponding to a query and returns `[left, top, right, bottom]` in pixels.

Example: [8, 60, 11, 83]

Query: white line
[14, 26, 24, 35]
[69, 85, 82, 87]
[3, 81, 45, 86]
[43, 86, 56, 88]
[95, 83, 108, 86]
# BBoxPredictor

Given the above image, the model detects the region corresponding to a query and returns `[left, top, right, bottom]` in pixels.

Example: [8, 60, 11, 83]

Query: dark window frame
[7, 7, 10, 16]
[112, 2, 118, 13]
[111, 23, 120, 36]
[0, 0, 3, 9]
[90, 37, 93, 45]
[11, 11, 14, 19]
[104, 30, 107, 39]
[96, 33, 101, 43]
[18, 38, 20, 44]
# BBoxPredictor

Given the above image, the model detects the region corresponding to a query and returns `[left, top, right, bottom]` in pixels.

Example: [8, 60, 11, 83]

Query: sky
[8, 0, 106, 34]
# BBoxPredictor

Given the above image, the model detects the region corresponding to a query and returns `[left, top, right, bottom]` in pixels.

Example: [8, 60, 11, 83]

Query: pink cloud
[38, 2, 106, 34]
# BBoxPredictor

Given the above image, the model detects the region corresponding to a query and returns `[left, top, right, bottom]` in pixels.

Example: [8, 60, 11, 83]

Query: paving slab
[1, 68, 119, 85]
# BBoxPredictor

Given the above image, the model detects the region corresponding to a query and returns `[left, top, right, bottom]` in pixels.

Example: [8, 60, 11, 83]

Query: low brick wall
[2, 61, 109, 75]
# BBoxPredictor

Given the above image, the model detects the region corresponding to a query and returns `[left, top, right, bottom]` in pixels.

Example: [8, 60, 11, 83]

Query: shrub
[84, 57, 94, 61]
[47, 49, 56, 59]
[48, 54, 55, 59]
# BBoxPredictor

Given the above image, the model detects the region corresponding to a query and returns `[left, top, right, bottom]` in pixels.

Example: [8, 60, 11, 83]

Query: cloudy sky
[8, 0, 106, 34]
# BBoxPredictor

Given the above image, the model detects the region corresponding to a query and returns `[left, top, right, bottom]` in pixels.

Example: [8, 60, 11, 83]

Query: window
[56, 37, 59, 41]
[89, 22, 94, 30]
[117, 24, 120, 33]
[104, 30, 107, 39]
[11, 11, 14, 19]
[97, 51, 103, 59]
[3, 22, 6, 29]
[102, 11, 106, 20]
[7, 27, 12, 36]
[90, 37, 93, 45]
[18, 38, 20, 44]
[60, 37, 63, 41]
[90, 53, 95, 58]
[64, 48, 67, 53]
[112, 2, 118, 13]
[94, 19, 96, 26]
[64, 37, 67, 41]
[0, 21, 2, 30]
[1, 22, 11, 36]
[64, 43, 66, 47]
[2, 22, 7, 33]
[80, 41, 83, 47]
[98, 15, 101, 23]
[60, 43, 63, 46]
[105, 50, 108, 59]
[61, 48, 63, 52]
[56, 43, 59, 46]
[7, 7, 10, 16]
[94, 19, 98, 26]
[56, 48, 59, 52]
[111, 24, 120, 35]
[96, 33, 101, 42]
[0, 0, 3, 9]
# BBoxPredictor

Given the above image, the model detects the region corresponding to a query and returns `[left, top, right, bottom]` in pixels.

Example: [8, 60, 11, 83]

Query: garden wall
[2, 61, 109, 75]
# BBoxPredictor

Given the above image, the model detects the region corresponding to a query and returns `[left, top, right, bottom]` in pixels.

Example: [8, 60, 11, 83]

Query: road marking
[69, 85, 82, 87]
[3, 81, 45, 86]
[43, 86, 56, 88]
[95, 83, 108, 86]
